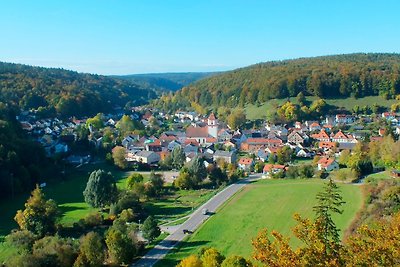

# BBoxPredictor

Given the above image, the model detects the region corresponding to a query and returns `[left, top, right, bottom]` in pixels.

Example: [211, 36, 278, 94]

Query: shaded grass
[159, 179, 363, 266]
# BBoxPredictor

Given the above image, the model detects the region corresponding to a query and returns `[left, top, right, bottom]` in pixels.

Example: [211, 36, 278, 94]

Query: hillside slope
[0, 62, 157, 117]
[117, 72, 219, 91]
[173, 53, 400, 109]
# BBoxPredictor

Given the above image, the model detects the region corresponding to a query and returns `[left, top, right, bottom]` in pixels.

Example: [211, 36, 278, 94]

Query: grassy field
[0, 163, 217, 263]
[245, 95, 396, 120]
[158, 179, 363, 266]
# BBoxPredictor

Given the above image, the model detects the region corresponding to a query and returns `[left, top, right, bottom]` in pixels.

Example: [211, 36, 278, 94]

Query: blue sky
[1, 1, 399, 75]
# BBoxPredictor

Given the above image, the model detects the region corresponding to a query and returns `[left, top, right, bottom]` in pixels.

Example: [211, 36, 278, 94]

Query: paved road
[132, 174, 261, 267]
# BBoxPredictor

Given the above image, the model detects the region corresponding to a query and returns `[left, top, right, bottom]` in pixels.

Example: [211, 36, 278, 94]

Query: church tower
[207, 112, 218, 138]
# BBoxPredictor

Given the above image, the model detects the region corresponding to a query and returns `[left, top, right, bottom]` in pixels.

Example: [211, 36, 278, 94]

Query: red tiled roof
[186, 126, 209, 138]
[319, 141, 336, 149]
[238, 157, 253, 165]
[317, 157, 335, 167]
[311, 129, 330, 139]
[263, 164, 286, 172]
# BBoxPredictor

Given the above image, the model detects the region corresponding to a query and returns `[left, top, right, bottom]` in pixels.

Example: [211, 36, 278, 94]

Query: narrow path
[131, 174, 261, 267]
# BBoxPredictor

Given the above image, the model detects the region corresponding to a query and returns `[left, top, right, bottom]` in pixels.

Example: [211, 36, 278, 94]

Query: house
[167, 140, 181, 151]
[238, 157, 254, 171]
[336, 114, 356, 124]
[184, 143, 199, 155]
[122, 135, 139, 148]
[319, 141, 337, 151]
[382, 112, 396, 120]
[330, 131, 357, 143]
[311, 130, 330, 142]
[309, 122, 321, 132]
[213, 150, 236, 164]
[257, 149, 270, 162]
[263, 164, 286, 176]
[134, 151, 160, 164]
[145, 139, 162, 152]
[296, 148, 313, 158]
[287, 131, 308, 145]
[241, 138, 283, 153]
[317, 157, 339, 171]
[218, 129, 233, 142]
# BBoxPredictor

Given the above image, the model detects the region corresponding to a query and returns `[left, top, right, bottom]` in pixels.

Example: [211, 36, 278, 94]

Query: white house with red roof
[330, 130, 357, 143]
[317, 157, 339, 171]
[238, 157, 254, 171]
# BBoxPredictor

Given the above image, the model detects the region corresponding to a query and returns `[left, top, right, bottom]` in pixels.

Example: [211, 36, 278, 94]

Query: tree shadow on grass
[145, 203, 192, 217]
[59, 205, 86, 217]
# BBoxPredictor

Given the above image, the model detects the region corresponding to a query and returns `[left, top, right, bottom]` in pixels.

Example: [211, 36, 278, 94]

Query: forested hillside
[117, 72, 218, 91]
[157, 53, 400, 111]
[0, 104, 49, 199]
[0, 62, 157, 118]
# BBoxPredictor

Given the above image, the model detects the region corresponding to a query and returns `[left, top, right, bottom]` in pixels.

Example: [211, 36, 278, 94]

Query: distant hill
[116, 72, 220, 91]
[0, 62, 157, 117]
[164, 53, 400, 110]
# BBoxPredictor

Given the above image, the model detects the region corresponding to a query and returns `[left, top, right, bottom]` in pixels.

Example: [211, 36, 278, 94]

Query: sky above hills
[1, 0, 400, 75]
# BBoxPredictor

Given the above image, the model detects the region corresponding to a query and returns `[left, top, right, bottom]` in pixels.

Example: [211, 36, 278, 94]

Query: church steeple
[207, 112, 218, 138]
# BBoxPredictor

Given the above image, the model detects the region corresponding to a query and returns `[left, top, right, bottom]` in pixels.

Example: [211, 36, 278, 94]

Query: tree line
[154, 53, 400, 112]
[0, 62, 157, 118]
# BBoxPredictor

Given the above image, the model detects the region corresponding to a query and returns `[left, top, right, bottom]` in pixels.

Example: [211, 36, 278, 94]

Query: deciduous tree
[14, 186, 59, 237]
[83, 170, 118, 208]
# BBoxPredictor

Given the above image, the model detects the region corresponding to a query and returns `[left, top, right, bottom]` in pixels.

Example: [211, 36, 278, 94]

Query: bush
[84, 212, 104, 228]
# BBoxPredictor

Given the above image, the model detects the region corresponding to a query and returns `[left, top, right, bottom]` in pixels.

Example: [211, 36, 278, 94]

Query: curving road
[132, 174, 261, 267]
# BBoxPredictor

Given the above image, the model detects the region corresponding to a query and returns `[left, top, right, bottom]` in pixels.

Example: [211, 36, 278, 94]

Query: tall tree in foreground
[14, 185, 59, 237]
[83, 169, 118, 208]
[252, 179, 345, 267]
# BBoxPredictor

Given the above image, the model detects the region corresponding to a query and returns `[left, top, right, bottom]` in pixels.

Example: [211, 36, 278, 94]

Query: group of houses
[17, 106, 400, 177]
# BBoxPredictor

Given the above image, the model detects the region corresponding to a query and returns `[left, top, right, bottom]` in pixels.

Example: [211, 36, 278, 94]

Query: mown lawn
[245, 95, 396, 120]
[159, 179, 363, 266]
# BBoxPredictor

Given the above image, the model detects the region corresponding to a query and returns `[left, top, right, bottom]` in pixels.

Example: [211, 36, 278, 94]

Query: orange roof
[311, 129, 330, 139]
[332, 130, 348, 139]
[317, 157, 335, 167]
[319, 141, 336, 149]
[238, 157, 253, 165]
[206, 137, 217, 143]
[263, 164, 286, 172]
[310, 122, 320, 127]
[185, 139, 200, 146]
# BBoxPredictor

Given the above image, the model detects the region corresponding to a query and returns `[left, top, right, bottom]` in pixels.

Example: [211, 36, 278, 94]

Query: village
[15, 106, 400, 180]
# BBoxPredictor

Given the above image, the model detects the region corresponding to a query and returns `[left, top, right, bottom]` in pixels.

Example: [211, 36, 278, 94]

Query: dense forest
[0, 104, 50, 199]
[117, 72, 219, 92]
[155, 53, 400, 111]
[0, 62, 157, 118]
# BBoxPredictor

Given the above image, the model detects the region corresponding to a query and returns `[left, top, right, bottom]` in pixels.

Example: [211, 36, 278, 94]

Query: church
[186, 113, 219, 145]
